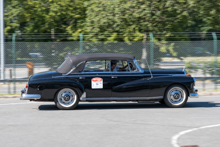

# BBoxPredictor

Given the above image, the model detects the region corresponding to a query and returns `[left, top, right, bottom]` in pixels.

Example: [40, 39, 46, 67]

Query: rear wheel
[164, 85, 188, 108]
[55, 88, 79, 110]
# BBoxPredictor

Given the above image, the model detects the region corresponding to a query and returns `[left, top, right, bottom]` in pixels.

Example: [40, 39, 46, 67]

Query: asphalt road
[0, 96, 219, 147]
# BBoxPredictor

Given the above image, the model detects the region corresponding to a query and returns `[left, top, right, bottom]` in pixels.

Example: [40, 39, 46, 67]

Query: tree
[5, 0, 87, 36]
[83, 0, 196, 41]
[194, 0, 220, 32]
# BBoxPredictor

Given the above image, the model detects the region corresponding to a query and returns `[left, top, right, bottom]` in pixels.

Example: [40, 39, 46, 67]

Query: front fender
[149, 76, 195, 97]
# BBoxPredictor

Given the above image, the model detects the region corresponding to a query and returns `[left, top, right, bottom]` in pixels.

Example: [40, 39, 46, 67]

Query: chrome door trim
[80, 96, 163, 101]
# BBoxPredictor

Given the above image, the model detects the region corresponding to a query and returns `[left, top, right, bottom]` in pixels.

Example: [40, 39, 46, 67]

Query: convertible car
[20, 53, 198, 110]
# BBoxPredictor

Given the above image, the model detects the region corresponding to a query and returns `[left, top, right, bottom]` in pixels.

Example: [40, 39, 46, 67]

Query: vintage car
[20, 53, 198, 110]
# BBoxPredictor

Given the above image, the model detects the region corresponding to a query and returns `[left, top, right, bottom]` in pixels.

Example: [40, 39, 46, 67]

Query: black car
[20, 53, 198, 110]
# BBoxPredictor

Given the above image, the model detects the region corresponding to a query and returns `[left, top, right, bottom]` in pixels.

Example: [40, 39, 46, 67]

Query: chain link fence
[0, 40, 220, 93]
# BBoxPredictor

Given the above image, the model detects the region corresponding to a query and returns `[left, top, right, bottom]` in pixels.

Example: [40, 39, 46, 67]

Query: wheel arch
[164, 83, 189, 98]
[53, 86, 83, 100]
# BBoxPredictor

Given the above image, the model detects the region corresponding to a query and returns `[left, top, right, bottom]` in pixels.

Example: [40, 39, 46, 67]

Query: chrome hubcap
[167, 87, 185, 105]
[61, 92, 72, 102]
[57, 88, 77, 107]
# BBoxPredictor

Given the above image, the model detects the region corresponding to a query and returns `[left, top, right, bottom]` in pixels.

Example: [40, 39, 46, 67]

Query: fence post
[212, 32, 217, 90]
[80, 33, 83, 54]
[0, 0, 5, 80]
[12, 33, 16, 94]
[149, 33, 154, 68]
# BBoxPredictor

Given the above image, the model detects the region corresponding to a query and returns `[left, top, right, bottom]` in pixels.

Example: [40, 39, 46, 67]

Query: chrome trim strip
[190, 93, 199, 98]
[55, 74, 145, 78]
[81, 96, 163, 101]
[134, 59, 144, 73]
[64, 67, 76, 76]
[76, 70, 142, 74]
[80, 92, 86, 100]
[20, 94, 41, 100]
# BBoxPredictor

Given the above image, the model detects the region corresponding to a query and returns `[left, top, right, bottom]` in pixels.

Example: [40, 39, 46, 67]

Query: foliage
[5, 0, 87, 35]
[185, 61, 220, 77]
[5, 0, 220, 37]
[83, 0, 195, 41]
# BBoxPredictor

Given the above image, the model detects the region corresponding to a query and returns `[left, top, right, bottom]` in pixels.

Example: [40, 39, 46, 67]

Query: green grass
[198, 90, 220, 92]
[162, 56, 220, 62]
[0, 94, 20, 96]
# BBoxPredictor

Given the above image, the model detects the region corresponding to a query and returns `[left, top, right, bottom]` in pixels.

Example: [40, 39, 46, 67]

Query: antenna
[145, 59, 153, 78]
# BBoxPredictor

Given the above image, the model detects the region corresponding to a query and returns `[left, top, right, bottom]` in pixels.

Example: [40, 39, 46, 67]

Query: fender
[28, 78, 84, 100]
[149, 76, 195, 97]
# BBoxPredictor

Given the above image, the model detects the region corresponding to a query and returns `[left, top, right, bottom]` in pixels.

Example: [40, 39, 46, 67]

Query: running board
[80, 95, 163, 101]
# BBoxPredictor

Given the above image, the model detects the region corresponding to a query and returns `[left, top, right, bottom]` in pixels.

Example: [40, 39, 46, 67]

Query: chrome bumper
[20, 93, 41, 100]
[190, 93, 199, 98]
[190, 89, 199, 98]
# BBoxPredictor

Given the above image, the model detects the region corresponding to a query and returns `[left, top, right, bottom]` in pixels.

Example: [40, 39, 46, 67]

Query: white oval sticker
[91, 77, 103, 89]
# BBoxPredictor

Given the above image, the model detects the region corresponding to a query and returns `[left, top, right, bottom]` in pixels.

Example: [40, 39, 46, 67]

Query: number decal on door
[91, 77, 103, 89]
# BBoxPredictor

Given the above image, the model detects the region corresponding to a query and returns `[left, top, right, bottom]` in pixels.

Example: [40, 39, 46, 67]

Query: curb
[198, 92, 220, 96]
[0, 95, 20, 98]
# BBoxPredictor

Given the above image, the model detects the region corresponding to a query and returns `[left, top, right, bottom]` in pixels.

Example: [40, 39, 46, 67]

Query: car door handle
[79, 77, 85, 79]
[111, 76, 117, 78]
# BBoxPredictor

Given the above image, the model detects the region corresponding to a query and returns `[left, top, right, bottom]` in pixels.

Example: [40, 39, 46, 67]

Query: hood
[29, 71, 62, 81]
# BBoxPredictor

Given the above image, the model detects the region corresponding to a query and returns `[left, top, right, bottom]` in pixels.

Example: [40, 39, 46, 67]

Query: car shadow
[38, 101, 220, 111]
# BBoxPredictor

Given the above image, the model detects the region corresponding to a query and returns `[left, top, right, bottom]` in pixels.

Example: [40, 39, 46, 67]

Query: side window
[83, 60, 110, 72]
[111, 60, 130, 72]
[128, 60, 138, 71]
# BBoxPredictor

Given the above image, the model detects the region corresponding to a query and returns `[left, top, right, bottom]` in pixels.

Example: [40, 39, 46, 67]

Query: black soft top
[56, 53, 134, 74]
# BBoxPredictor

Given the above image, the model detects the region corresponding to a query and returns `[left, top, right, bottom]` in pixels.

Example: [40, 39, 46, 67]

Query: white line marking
[0, 102, 43, 106]
[171, 124, 220, 147]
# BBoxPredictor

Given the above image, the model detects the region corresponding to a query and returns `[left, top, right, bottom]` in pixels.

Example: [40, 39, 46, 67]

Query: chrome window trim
[82, 60, 111, 73]
[73, 71, 142, 74]
[133, 59, 144, 73]
[63, 61, 86, 76]
[127, 60, 131, 72]
[63, 59, 144, 75]
[77, 59, 142, 74]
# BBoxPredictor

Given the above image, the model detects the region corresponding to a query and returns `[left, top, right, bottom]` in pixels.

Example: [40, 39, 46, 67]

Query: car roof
[56, 53, 135, 74]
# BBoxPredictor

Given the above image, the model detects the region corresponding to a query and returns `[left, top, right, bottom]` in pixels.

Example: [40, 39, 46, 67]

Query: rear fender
[28, 79, 84, 100]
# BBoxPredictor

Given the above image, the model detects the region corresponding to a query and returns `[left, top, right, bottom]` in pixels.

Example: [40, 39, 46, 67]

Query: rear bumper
[20, 94, 41, 100]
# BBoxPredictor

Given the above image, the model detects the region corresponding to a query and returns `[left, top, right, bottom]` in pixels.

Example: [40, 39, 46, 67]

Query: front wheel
[55, 88, 79, 110]
[164, 85, 188, 108]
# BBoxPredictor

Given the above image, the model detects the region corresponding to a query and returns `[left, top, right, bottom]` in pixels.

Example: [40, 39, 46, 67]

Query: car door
[79, 60, 112, 98]
[111, 60, 150, 97]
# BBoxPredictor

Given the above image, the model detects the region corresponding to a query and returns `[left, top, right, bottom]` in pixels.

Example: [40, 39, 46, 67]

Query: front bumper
[190, 93, 199, 98]
[20, 94, 41, 100]
[189, 89, 199, 98]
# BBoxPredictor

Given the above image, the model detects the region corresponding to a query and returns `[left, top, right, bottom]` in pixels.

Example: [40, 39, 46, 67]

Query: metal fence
[0, 40, 220, 94]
